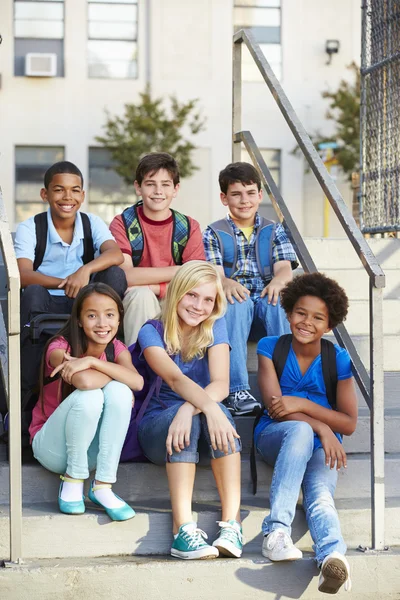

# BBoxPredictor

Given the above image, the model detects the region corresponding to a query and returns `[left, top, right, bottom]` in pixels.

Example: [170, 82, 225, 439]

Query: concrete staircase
[1, 237, 400, 598]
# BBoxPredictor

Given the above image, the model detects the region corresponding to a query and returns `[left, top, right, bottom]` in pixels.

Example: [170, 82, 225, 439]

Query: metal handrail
[233, 29, 385, 550]
[0, 189, 22, 563]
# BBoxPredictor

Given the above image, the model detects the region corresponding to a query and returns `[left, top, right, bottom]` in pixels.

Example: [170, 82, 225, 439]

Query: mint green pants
[32, 381, 132, 482]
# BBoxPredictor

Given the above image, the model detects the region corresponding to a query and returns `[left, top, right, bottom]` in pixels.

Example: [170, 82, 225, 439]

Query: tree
[314, 63, 360, 177]
[96, 88, 206, 185]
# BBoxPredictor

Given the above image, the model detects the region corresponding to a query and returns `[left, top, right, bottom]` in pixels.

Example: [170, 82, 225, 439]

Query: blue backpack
[208, 217, 277, 280]
[120, 320, 167, 462]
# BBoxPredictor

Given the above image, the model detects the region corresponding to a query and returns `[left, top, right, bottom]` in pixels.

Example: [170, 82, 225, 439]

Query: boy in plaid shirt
[203, 162, 298, 415]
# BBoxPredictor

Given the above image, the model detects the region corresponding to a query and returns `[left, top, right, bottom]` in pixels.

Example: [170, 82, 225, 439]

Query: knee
[95, 266, 127, 299]
[285, 421, 314, 450]
[123, 286, 157, 307]
[103, 381, 132, 409]
[21, 284, 49, 307]
[70, 389, 104, 418]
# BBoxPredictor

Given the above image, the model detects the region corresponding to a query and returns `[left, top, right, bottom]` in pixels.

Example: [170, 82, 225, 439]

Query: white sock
[60, 479, 84, 502]
[93, 484, 125, 509]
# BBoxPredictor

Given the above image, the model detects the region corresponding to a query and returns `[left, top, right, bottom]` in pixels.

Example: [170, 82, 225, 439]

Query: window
[14, 0, 65, 76]
[241, 147, 281, 219]
[88, 148, 136, 223]
[15, 146, 65, 222]
[234, 0, 281, 81]
[87, 0, 138, 78]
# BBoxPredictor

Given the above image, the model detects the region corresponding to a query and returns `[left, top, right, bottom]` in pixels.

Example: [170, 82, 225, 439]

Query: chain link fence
[360, 0, 400, 233]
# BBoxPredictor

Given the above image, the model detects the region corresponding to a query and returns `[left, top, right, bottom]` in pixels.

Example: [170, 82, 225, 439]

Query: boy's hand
[260, 277, 287, 305]
[223, 278, 250, 304]
[58, 266, 91, 298]
[268, 395, 305, 419]
[319, 425, 347, 470]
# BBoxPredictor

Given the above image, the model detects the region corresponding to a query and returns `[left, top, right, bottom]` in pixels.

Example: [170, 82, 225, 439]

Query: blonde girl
[137, 261, 243, 560]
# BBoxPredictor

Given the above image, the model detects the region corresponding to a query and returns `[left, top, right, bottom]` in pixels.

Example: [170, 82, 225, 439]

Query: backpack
[208, 217, 277, 279]
[0, 316, 115, 463]
[120, 319, 167, 462]
[33, 211, 94, 271]
[250, 334, 338, 494]
[121, 201, 191, 267]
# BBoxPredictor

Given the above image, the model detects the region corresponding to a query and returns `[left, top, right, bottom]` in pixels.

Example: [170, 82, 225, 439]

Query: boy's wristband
[158, 282, 167, 299]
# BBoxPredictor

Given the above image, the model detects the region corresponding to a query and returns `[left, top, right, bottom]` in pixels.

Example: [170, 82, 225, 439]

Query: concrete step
[0, 490, 399, 561]
[303, 237, 400, 270]
[0, 452, 399, 515]
[309, 268, 400, 301]
[2, 551, 400, 600]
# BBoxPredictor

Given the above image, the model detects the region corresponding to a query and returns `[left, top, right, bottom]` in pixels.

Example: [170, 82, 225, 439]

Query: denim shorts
[138, 402, 241, 465]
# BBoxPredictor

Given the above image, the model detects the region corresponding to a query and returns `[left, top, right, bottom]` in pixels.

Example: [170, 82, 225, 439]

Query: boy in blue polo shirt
[203, 162, 298, 415]
[15, 161, 126, 327]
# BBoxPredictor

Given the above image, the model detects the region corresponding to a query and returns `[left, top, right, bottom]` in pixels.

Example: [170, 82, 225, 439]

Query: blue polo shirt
[15, 208, 115, 296]
[255, 336, 353, 450]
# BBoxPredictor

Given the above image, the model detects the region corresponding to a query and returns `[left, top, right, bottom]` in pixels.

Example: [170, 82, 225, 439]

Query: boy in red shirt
[110, 153, 205, 346]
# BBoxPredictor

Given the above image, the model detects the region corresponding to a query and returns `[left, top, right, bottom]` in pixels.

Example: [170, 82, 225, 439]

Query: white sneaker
[318, 551, 352, 594]
[262, 529, 303, 561]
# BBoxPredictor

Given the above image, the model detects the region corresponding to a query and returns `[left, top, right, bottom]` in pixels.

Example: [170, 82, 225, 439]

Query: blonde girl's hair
[161, 261, 226, 361]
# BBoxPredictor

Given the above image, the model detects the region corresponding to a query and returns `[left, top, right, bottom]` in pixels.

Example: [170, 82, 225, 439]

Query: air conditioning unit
[25, 53, 57, 77]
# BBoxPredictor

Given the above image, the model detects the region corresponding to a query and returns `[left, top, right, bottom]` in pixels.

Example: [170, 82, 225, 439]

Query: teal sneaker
[171, 522, 219, 560]
[212, 520, 243, 558]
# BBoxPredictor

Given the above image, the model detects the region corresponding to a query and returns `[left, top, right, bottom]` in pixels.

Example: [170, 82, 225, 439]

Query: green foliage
[96, 88, 206, 185]
[314, 63, 360, 177]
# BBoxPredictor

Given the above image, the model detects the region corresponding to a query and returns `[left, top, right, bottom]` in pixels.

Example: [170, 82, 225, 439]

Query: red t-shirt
[29, 337, 127, 442]
[109, 205, 205, 267]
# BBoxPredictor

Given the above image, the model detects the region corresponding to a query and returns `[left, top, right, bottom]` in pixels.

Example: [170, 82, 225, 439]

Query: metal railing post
[0, 192, 22, 563]
[370, 282, 385, 550]
[232, 39, 242, 163]
[232, 30, 387, 550]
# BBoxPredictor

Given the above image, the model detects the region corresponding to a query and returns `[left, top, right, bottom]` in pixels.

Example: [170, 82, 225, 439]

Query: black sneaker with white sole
[223, 390, 262, 416]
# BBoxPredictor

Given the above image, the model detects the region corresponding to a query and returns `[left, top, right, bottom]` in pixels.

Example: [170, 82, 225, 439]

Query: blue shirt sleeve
[335, 345, 352, 380]
[14, 218, 36, 262]
[210, 317, 229, 347]
[87, 213, 115, 254]
[137, 323, 164, 352]
[257, 336, 279, 359]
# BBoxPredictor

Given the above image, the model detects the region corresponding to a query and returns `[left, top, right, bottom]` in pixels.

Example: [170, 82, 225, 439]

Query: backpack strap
[208, 219, 237, 278]
[272, 334, 293, 379]
[134, 319, 167, 424]
[81, 213, 95, 265]
[170, 209, 190, 265]
[34, 212, 94, 270]
[320, 338, 337, 410]
[250, 334, 293, 495]
[255, 219, 276, 281]
[105, 341, 115, 363]
[33, 212, 48, 271]
[121, 203, 144, 267]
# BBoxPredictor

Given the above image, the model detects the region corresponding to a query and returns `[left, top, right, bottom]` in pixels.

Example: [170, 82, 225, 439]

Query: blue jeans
[138, 402, 242, 465]
[32, 381, 132, 482]
[256, 420, 346, 565]
[225, 296, 290, 393]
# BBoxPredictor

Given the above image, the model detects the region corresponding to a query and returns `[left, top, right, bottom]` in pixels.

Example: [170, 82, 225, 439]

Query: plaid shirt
[203, 213, 298, 299]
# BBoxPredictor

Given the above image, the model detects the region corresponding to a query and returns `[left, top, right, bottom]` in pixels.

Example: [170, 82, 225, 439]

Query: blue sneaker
[212, 520, 243, 557]
[171, 522, 219, 560]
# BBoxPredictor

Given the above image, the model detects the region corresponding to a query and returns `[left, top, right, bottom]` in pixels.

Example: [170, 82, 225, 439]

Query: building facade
[0, 0, 361, 235]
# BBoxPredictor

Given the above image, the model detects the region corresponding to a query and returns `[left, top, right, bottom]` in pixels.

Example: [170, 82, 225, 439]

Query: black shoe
[223, 391, 261, 416]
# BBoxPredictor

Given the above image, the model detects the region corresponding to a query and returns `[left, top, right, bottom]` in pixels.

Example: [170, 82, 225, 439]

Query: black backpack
[250, 334, 338, 494]
[33, 211, 94, 270]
